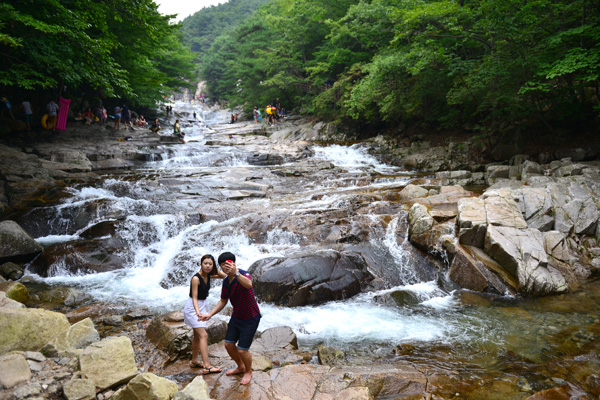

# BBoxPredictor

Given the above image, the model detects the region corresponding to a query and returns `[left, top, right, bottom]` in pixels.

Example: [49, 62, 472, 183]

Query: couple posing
[183, 252, 260, 385]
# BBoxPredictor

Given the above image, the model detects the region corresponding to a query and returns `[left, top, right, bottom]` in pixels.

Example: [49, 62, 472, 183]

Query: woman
[183, 254, 226, 374]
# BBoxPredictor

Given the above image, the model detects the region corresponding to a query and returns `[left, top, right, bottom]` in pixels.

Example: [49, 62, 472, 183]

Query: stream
[22, 101, 600, 397]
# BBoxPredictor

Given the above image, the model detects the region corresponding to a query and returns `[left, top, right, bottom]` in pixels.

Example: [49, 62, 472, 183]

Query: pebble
[28, 360, 44, 372]
[24, 351, 46, 363]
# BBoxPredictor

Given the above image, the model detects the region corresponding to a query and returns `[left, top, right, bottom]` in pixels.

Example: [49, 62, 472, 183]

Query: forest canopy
[186, 0, 600, 135]
[0, 0, 196, 108]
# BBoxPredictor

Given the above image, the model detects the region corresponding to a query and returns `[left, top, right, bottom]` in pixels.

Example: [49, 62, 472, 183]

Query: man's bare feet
[226, 367, 245, 376]
[240, 372, 252, 385]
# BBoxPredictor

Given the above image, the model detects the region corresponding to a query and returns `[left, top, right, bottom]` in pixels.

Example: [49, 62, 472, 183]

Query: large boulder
[407, 203, 435, 250]
[484, 226, 569, 295]
[449, 245, 517, 294]
[457, 197, 487, 247]
[549, 181, 599, 235]
[250, 251, 375, 307]
[513, 187, 554, 231]
[79, 336, 138, 391]
[112, 373, 178, 400]
[0, 308, 70, 354]
[146, 311, 227, 360]
[0, 221, 43, 263]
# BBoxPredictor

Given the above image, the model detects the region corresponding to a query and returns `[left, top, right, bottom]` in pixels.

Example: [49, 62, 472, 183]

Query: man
[201, 252, 261, 385]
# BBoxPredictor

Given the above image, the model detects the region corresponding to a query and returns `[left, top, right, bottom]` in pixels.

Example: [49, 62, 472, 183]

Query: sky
[154, 0, 225, 22]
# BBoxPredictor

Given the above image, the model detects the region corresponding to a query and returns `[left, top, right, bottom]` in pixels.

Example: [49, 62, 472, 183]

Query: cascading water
[26, 101, 600, 375]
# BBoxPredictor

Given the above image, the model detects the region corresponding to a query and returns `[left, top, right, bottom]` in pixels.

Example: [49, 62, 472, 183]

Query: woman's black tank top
[189, 273, 210, 300]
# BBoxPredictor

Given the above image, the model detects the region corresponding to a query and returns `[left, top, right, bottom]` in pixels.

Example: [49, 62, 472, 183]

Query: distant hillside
[181, 0, 270, 55]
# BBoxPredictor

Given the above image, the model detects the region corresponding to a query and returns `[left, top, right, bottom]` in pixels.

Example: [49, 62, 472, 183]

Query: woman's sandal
[202, 366, 222, 375]
[189, 361, 203, 368]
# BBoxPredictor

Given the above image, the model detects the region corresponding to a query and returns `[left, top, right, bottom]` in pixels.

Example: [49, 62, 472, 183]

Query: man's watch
[235, 271, 240, 277]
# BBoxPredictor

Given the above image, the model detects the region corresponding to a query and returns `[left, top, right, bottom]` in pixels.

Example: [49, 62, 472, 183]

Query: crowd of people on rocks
[0, 94, 185, 139]
[252, 98, 287, 126]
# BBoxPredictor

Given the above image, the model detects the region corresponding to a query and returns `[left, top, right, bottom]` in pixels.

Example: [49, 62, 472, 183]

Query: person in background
[113, 105, 122, 130]
[46, 100, 59, 132]
[183, 254, 226, 375]
[1, 96, 15, 119]
[20, 100, 33, 131]
[138, 115, 147, 127]
[173, 119, 185, 142]
[150, 118, 161, 134]
[122, 104, 132, 129]
[101, 106, 107, 124]
[200, 252, 261, 385]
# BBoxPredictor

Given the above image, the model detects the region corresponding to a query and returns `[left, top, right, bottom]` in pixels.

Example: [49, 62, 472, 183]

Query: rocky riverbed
[1, 109, 600, 400]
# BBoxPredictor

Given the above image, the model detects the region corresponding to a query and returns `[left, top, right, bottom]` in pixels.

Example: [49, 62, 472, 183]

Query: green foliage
[181, 0, 270, 55]
[0, 0, 196, 107]
[187, 0, 599, 134]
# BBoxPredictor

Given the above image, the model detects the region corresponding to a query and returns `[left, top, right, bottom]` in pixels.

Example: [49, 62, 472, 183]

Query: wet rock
[250, 251, 374, 307]
[29, 240, 125, 277]
[399, 184, 428, 201]
[36, 286, 87, 307]
[318, 344, 345, 367]
[0, 281, 29, 304]
[251, 353, 273, 372]
[373, 290, 422, 307]
[0, 220, 43, 263]
[146, 311, 227, 359]
[112, 373, 178, 400]
[246, 153, 284, 166]
[103, 315, 124, 326]
[63, 378, 96, 400]
[0, 353, 31, 389]
[252, 326, 298, 352]
[79, 336, 138, 391]
[449, 245, 517, 295]
[525, 384, 572, 400]
[0, 308, 70, 353]
[407, 203, 434, 250]
[0, 262, 23, 280]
